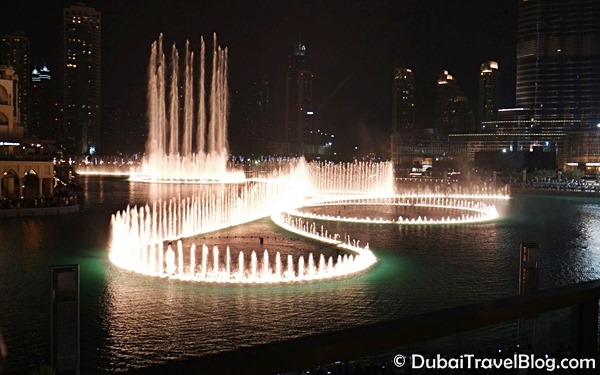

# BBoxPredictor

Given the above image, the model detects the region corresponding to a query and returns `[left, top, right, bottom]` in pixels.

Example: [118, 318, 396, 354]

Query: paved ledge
[0, 204, 79, 218]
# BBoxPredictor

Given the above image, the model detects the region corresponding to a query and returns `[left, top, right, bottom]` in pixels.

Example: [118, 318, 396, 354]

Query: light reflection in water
[3, 178, 600, 373]
[101, 261, 379, 372]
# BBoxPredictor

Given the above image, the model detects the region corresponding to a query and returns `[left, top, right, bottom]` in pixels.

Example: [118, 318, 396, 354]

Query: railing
[126, 279, 600, 374]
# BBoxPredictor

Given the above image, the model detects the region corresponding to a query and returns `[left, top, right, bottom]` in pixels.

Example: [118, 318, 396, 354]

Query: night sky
[2, 0, 517, 155]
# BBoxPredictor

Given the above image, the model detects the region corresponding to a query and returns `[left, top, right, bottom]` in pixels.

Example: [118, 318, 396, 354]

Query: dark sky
[2, 0, 517, 154]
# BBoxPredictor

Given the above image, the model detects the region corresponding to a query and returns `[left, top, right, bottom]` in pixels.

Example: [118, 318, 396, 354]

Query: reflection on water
[1, 178, 600, 373]
[101, 268, 380, 372]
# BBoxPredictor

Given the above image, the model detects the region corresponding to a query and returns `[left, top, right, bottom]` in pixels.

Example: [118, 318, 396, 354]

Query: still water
[1, 177, 599, 373]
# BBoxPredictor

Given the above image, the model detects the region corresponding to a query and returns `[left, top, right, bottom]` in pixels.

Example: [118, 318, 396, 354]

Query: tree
[561, 169, 584, 181]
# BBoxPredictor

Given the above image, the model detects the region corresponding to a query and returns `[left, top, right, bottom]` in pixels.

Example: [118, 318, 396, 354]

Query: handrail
[127, 279, 600, 374]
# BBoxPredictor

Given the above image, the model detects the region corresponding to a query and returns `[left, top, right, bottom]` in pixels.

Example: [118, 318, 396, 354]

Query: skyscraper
[232, 76, 271, 156]
[61, 3, 101, 155]
[0, 31, 30, 133]
[392, 67, 415, 133]
[478, 61, 500, 130]
[285, 41, 314, 156]
[435, 70, 474, 134]
[516, 0, 600, 130]
[31, 65, 59, 141]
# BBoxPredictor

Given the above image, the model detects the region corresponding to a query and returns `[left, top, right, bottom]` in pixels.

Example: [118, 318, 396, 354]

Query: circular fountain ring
[108, 191, 508, 284]
[282, 194, 507, 225]
[109, 234, 376, 284]
[107, 157, 508, 284]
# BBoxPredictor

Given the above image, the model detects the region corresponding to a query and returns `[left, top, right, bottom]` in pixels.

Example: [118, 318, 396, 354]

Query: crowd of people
[0, 181, 83, 210]
[514, 179, 600, 193]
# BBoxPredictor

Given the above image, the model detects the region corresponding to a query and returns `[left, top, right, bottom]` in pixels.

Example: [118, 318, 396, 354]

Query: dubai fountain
[129, 33, 245, 183]
[106, 34, 510, 284]
[108, 156, 508, 283]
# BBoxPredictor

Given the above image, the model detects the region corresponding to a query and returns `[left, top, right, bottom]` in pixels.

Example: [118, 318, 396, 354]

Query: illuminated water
[134, 34, 244, 182]
[1, 177, 600, 373]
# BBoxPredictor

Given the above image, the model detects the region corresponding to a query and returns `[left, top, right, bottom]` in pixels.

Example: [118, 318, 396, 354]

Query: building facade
[61, 4, 101, 155]
[516, 0, 600, 130]
[285, 41, 315, 156]
[30, 65, 60, 141]
[391, 1, 600, 174]
[0, 31, 30, 134]
[233, 77, 272, 156]
[0, 66, 23, 141]
[435, 70, 474, 134]
[478, 61, 500, 130]
[392, 67, 416, 133]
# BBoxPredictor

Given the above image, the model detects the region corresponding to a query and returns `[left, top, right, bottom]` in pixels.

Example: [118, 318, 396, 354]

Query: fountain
[108, 160, 509, 283]
[286, 194, 507, 225]
[129, 34, 245, 182]
[105, 34, 509, 284]
[305, 161, 395, 196]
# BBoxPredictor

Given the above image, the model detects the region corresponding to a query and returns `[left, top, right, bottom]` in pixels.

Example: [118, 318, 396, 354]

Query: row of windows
[516, 88, 600, 96]
[518, 42, 600, 57]
[517, 77, 600, 84]
[517, 57, 600, 66]
[516, 84, 600, 92]
[516, 99, 600, 106]
[519, 3, 600, 15]
[517, 74, 600, 81]
[519, 17, 600, 28]
[516, 85, 600, 92]
[516, 77, 600, 84]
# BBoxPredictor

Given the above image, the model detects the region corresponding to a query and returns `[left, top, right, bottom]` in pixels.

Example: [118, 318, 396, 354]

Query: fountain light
[105, 34, 508, 285]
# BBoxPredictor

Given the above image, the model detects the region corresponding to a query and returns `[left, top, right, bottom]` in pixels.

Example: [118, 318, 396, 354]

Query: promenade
[0, 183, 83, 218]
[509, 180, 600, 198]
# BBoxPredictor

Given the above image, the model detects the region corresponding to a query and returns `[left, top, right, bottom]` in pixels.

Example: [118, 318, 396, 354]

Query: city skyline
[2, 0, 517, 154]
[3, 2, 600, 373]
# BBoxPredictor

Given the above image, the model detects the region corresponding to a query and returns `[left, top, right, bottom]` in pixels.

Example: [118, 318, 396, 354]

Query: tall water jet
[138, 34, 243, 182]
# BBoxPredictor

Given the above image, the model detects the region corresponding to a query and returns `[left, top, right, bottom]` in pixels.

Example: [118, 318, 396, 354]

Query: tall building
[435, 70, 474, 134]
[392, 67, 415, 133]
[1, 31, 30, 133]
[61, 3, 101, 155]
[0, 65, 23, 141]
[285, 41, 314, 156]
[248, 77, 271, 144]
[516, 0, 600, 130]
[102, 104, 146, 155]
[237, 77, 271, 156]
[478, 61, 500, 130]
[30, 65, 60, 140]
[228, 75, 270, 157]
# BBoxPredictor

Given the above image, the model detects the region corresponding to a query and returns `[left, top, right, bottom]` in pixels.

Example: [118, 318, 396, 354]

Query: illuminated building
[392, 2, 600, 173]
[285, 41, 315, 156]
[0, 31, 30, 133]
[516, 0, 600, 130]
[478, 61, 500, 130]
[61, 3, 101, 155]
[0, 66, 23, 141]
[392, 67, 415, 133]
[0, 65, 54, 199]
[30, 65, 59, 141]
[435, 70, 474, 134]
[232, 76, 272, 157]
